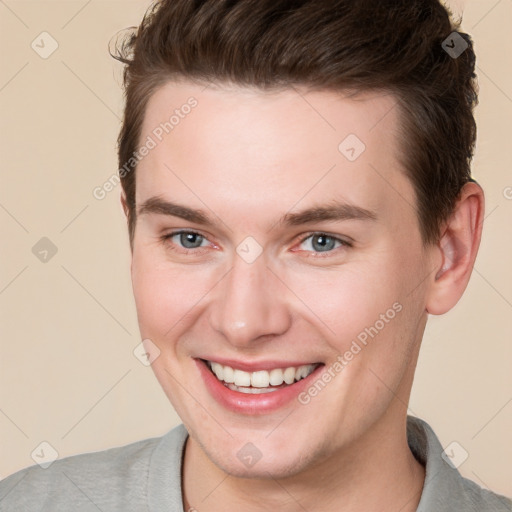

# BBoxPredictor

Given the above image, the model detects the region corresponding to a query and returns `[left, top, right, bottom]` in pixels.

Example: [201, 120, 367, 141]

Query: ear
[425, 181, 485, 315]
[120, 190, 135, 257]
[120, 189, 129, 218]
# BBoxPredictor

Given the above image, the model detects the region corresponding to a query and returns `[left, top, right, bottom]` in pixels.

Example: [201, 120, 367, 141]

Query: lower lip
[196, 359, 324, 414]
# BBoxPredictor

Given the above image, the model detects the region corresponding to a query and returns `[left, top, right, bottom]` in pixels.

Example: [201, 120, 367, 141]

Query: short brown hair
[112, 0, 478, 247]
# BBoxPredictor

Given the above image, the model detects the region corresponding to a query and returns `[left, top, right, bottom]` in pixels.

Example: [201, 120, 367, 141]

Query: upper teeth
[207, 361, 317, 388]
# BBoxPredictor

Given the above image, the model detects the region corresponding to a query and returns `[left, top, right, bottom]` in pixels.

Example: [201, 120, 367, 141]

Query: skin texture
[124, 81, 484, 511]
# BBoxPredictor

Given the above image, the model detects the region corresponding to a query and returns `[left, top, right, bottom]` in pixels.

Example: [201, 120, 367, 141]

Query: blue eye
[163, 231, 209, 251]
[299, 233, 349, 253]
[177, 232, 205, 249]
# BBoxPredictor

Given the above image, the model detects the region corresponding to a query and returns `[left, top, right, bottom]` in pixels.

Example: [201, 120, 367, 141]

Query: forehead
[136, 81, 416, 234]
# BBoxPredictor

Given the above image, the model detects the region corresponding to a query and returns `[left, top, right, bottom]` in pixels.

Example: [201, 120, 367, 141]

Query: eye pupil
[180, 232, 203, 248]
[312, 234, 335, 252]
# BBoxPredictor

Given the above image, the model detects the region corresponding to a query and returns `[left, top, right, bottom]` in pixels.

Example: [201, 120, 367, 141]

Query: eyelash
[160, 230, 352, 257]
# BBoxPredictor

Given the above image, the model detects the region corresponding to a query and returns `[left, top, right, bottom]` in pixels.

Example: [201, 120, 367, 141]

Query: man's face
[131, 81, 435, 477]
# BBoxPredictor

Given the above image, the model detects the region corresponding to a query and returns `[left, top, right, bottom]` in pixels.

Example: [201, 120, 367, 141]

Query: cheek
[132, 259, 170, 334]
[285, 259, 403, 348]
[132, 247, 187, 338]
[131, 246, 207, 338]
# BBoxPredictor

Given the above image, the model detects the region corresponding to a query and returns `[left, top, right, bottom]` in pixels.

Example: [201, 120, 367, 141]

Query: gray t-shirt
[1, 416, 510, 511]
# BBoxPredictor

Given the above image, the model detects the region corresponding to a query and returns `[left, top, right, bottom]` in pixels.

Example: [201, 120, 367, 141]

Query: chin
[193, 428, 324, 480]
[216, 451, 313, 480]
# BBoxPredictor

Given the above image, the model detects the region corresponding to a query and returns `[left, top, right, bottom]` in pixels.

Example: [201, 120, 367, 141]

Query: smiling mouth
[204, 360, 321, 394]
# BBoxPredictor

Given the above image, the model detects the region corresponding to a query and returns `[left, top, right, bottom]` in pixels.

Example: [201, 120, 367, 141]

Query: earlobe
[426, 181, 485, 315]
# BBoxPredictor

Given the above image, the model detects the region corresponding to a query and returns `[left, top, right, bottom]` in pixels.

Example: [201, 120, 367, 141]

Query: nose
[208, 256, 292, 348]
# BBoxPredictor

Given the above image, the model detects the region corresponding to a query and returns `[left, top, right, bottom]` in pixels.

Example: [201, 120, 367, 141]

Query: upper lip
[199, 357, 322, 372]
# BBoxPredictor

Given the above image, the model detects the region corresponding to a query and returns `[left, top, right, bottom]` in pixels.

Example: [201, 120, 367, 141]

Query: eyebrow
[137, 196, 378, 229]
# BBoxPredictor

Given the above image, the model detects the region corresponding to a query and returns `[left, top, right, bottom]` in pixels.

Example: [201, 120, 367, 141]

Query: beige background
[1, 0, 511, 497]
